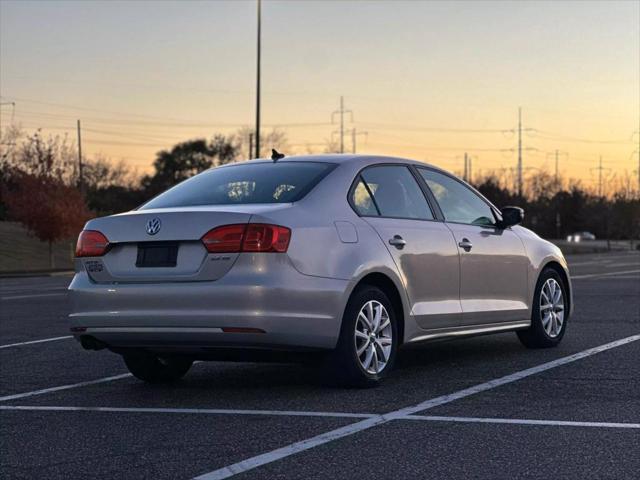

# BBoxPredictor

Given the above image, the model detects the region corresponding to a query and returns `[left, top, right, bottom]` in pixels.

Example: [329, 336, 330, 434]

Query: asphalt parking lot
[1, 251, 639, 479]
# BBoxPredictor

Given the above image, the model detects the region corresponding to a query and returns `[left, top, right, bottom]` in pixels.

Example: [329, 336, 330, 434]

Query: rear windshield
[140, 161, 335, 209]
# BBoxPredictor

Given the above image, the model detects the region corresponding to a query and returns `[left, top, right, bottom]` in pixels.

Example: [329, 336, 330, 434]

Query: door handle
[389, 235, 406, 250]
[458, 238, 473, 251]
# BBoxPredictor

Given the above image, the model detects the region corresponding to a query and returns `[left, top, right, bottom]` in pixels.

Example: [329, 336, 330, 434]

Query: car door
[350, 164, 462, 330]
[417, 167, 530, 326]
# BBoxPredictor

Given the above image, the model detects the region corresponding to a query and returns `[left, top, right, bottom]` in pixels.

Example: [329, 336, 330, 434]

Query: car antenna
[271, 149, 285, 162]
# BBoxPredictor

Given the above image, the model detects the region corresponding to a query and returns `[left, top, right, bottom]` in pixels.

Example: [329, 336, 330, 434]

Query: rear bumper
[68, 254, 350, 351]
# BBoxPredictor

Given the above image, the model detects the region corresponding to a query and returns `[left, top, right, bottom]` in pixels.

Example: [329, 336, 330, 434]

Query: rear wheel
[326, 285, 398, 387]
[517, 268, 568, 348]
[123, 353, 193, 384]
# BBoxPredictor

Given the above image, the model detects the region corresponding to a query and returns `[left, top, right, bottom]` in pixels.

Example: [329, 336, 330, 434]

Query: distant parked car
[566, 231, 596, 242]
[70, 154, 572, 387]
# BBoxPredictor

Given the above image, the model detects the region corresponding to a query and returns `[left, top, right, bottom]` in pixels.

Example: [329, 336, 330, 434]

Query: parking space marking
[0, 373, 132, 403]
[572, 269, 640, 280]
[194, 333, 640, 480]
[404, 415, 640, 429]
[1, 405, 636, 430]
[0, 292, 66, 301]
[0, 336, 72, 350]
[0, 405, 376, 419]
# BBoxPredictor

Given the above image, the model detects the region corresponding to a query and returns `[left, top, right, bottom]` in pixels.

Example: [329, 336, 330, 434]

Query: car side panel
[248, 160, 419, 342]
[513, 226, 573, 316]
[446, 223, 530, 325]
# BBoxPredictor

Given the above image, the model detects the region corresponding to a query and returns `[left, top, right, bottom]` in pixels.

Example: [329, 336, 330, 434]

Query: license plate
[136, 242, 179, 268]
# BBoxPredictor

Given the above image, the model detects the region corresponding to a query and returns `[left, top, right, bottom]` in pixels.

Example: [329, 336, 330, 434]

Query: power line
[532, 130, 633, 145]
[0, 98, 332, 130]
[357, 122, 505, 133]
[366, 140, 511, 152]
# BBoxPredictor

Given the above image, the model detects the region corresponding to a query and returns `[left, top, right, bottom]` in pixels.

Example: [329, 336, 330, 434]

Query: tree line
[1, 126, 638, 267]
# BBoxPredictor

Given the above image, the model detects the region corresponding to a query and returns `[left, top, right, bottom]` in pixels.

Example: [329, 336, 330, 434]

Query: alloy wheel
[540, 278, 565, 338]
[354, 300, 393, 374]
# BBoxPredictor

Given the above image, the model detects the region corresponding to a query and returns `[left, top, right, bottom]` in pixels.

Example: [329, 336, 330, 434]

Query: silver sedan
[70, 154, 572, 387]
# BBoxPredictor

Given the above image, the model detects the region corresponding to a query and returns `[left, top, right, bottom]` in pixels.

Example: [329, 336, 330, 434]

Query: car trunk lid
[79, 205, 288, 283]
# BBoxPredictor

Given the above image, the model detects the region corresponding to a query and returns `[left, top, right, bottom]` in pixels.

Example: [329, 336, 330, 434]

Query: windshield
[140, 161, 335, 209]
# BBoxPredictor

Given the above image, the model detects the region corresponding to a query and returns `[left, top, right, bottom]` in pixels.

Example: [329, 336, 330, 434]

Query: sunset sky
[1, 0, 638, 189]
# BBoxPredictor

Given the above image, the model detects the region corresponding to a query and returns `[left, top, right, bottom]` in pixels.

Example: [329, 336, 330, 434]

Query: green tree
[141, 135, 239, 196]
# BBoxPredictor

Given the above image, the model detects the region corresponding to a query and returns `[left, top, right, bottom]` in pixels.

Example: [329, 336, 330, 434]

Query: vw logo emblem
[146, 217, 162, 236]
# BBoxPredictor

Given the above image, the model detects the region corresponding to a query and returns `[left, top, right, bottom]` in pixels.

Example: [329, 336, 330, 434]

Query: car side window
[357, 166, 434, 220]
[418, 168, 496, 226]
[351, 178, 379, 216]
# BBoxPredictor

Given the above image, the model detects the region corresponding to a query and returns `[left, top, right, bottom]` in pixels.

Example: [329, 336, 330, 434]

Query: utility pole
[468, 156, 473, 184]
[77, 120, 84, 194]
[517, 107, 523, 198]
[248, 133, 254, 159]
[254, 0, 261, 158]
[350, 128, 368, 154]
[352, 128, 356, 154]
[463, 152, 468, 182]
[332, 96, 353, 154]
[591, 156, 610, 198]
[598, 156, 602, 197]
[546, 150, 567, 187]
[636, 129, 640, 195]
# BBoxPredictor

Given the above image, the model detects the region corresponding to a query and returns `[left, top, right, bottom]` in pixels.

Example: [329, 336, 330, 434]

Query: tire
[123, 353, 193, 384]
[517, 268, 568, 348]
[325, 285, 399, 388]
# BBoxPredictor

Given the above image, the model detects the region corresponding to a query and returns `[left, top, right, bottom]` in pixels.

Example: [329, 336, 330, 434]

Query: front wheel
[123, 353, 193, 384]
[325, 285, 398, 388]
[517, 268, 568, 348]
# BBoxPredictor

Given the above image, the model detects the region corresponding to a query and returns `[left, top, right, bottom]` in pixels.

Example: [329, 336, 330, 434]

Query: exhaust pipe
[79, 335, 107, 351]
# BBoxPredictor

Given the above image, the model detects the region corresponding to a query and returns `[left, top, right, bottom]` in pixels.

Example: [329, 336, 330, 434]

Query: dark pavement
[1, 251, 638, 479]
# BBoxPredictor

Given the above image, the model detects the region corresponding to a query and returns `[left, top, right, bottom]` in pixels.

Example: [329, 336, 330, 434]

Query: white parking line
[0, 336, 72, 350]
[0, 405, 375, 419]
[2, 405, 636, 430]
[572, 269, 640, 280]
[0, 373, 132, 403]
[193, 333, 640, 480]
[404, 415, 640, 429]
[0, 292, 66, 301]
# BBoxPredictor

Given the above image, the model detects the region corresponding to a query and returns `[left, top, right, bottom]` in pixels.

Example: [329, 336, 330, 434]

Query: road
[1, 251, 639, 479]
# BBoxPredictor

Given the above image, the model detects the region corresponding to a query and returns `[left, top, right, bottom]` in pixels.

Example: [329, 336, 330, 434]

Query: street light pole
[77, 119, 84, 194]
[255, 0, 261, 159]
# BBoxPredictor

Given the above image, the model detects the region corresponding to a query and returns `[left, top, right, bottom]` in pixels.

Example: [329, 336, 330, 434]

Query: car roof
[221, 153, 438, 169]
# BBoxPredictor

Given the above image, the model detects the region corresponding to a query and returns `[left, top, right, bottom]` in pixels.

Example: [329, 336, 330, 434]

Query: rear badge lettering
[210, 255, 231, 262]
[85, 260, 104, 273]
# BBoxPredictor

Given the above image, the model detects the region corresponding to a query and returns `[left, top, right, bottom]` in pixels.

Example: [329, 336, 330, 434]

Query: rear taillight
[201, 224, 246, 253]
[201, 224, 291, 253]
[242, 224, 291, 252]
[75, 230, 110, 257]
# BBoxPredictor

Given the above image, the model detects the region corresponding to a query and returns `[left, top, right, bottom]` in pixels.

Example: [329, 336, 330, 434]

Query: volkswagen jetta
[69, 154, 571, 387]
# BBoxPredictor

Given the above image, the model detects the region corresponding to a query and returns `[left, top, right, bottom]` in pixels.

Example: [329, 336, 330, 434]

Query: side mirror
[497, 206, 524, 229]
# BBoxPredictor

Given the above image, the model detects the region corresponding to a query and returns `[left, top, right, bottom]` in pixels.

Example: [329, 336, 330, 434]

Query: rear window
[140, 161, 335, 209]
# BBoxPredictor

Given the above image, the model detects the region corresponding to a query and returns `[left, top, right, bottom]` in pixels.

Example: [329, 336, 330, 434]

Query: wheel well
[542, 261, 571, 311]
[354, 273, 405, 344]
